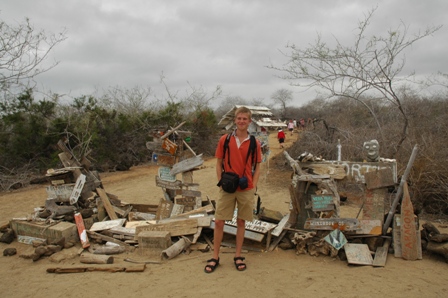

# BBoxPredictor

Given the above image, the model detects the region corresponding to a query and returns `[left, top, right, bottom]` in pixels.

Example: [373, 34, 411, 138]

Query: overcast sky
[2, 0, 447, 107]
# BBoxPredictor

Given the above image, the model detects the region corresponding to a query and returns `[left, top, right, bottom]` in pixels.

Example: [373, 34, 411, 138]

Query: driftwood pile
[1, 124, 291, 273]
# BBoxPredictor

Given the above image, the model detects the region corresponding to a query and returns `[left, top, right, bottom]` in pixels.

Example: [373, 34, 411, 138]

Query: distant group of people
[277, 118, 310, 148]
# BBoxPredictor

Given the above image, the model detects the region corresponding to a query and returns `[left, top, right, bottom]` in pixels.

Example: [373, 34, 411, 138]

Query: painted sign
[223, 210, 277, 234]
[324, 229, 347, 250]
[162, 139, 177, 155]
[311, 195, 334, 211]
[69, 174, 86, 205]
[304, 218, 360, 231]
[158, 166, 176, 182]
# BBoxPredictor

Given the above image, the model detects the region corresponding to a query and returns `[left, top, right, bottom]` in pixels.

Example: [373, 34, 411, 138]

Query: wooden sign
[155, 198, 173, 220]
[400, 182, 419, 260]
[135, 218, 198, 237]
[170, 204, 185, 217]
[162, 138, 177, 155]
[364, 168, 395, 190]
[90, 219, 126, 232]
[155, 176, 182, 190]
[169, 154, 204, 176]
[356, 219, 382, 235]
[344, 243, 373, 265]
[311, 195, 334, 211]
[304, 218, 360, 231]
[224, 211, 277, 234]
[324, 229, 347, 250]
[46, 184, 74, 202]
[158, 166, 176, 182]
[157, 154, 176, 166]
[210, 221, 265, 242]
[70, 174, 86, 205]
[362, 188, 386, 223]
[175, 197, 201, 209]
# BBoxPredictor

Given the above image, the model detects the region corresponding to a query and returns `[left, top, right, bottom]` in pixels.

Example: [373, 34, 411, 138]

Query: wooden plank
[135, 218, 198, 237]
[155, 176, 182, 190]
[70, 174, 86, 205]
[271, 214, 290, 237]
[364, 168, 395, 189]
[170, 204, 185, 217]
[373, 238, 391, 267]
[155, 198, 173, 220]
[175, 189, 202, 198]
[362, 188, 386, 223]
[209, 221, 265, 242]
[169, 154, 204, 176]
[109, 226, 136, 237]
[400, 182, 418, 260]
[96, 188, 118, 220]
[356, 219, 382, 235]
[90, 219, 126, 232]
[224, 213, 277, 234]
[344, 243, 373, 265]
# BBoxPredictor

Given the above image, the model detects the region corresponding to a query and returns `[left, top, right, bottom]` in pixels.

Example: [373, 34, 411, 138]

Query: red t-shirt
[215, 133, 262, 191]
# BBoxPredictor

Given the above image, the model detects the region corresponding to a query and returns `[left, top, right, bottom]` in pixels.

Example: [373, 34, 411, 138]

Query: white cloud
[1, 0, 447, 107]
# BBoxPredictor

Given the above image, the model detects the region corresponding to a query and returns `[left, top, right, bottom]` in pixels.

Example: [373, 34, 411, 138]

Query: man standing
[204, 106, 262, 273]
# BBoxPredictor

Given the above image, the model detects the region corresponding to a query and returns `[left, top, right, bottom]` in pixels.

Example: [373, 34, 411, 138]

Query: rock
[0, 229, 15, 244]
[3, 248, 17, 256]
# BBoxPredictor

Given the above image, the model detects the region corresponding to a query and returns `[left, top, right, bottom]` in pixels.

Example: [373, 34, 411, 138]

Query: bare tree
[269, 7, 441, 157]
[271, 88, 293, 119]
[0, 17, 67, 92]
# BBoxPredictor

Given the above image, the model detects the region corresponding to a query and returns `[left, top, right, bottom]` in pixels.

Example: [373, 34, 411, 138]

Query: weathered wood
[96, 188, 118, 220]
[400, 182, 419, 260]
[209, 221, 265, 242]
[155, 176, 182, 190]
[135, 218, 198, 237]
[304, 218, 360, 231]
[162, 139, 178, 155]
[161, 237, 192, 260]
[301, 163, 346, 179]
[344, 243, 373, 265]
[70, 174, 86, 205]
[92, 245, 126, 255]
[86, 230, 130, 248]
[372, 238, 391, 267]
[80, 253, 114, 264]
[169, 154, 204, 176]
[90, 219, 126, 232]
[160, 121, 186, 140]
[362, 188, 386, 223]
[47, 264, 145, 273]
[155, 198, 173, 220]
[364, 168, 395, 189]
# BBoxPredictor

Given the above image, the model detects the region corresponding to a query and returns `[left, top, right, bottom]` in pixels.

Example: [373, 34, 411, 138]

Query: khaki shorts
[214, 188, 255, 222]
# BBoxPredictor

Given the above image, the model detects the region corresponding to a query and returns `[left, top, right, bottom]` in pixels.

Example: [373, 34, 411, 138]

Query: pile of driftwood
[281, 144, 448, 265]
[1, 124, 291, 273]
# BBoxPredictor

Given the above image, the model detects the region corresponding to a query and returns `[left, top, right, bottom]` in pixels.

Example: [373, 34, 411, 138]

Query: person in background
[287, 120, 294, 136]
[277, 128, 286, 149]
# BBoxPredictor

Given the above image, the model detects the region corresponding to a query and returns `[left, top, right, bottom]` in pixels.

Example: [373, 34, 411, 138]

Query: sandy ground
[1, 131, 447, 298]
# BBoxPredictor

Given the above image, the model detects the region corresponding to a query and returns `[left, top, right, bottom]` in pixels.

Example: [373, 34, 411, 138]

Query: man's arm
[216, 158, 223, 183]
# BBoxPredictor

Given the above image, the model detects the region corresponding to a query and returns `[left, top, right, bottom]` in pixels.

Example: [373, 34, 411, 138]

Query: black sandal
[233, 256, 246, 271]
[204, 258, 220, 273]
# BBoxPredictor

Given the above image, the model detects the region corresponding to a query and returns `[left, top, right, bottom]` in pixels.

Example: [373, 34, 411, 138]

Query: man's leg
[205, 219, 224, 272]
[234, 218, 246, 270]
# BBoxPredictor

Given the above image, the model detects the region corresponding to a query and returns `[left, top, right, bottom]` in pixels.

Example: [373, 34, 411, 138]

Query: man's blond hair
[234, 106, 252, 119]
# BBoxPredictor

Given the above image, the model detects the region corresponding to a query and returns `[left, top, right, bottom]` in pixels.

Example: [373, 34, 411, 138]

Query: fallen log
[80, 253, 114, 264]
